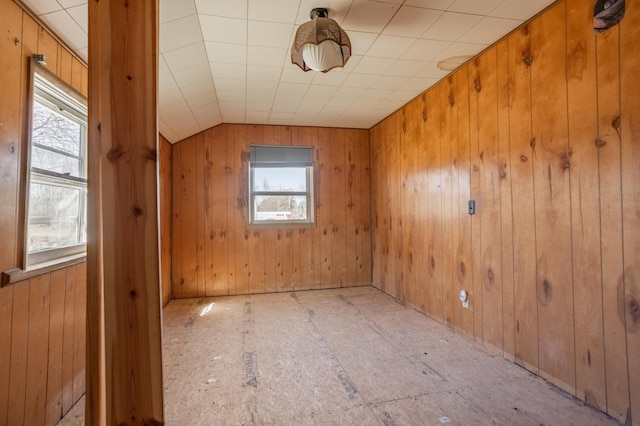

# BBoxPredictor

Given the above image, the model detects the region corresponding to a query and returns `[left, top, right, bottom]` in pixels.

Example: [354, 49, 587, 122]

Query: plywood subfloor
[59, 286, 618, 425]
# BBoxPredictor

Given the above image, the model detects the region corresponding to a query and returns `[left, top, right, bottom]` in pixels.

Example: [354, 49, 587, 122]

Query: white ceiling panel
[20, 0, 557, 143]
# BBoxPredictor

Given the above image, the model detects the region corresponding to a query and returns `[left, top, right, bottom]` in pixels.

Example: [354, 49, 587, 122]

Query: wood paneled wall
[0, 1, 87, 424]
[171, 124, 371, 297]
[370, 0, 639, 423]
[160, 135, 172, 306]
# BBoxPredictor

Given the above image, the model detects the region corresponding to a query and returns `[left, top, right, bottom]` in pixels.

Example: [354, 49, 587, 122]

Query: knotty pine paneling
[160, 135, 172, 306]
[0, 1, 88, 425]
[171, 124, 371, 297]
[370, 0, 639, 423]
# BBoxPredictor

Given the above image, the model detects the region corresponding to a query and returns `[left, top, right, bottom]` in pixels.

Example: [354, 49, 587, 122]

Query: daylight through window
[26, 69, 88, 267]
[249, 145, 314, 227]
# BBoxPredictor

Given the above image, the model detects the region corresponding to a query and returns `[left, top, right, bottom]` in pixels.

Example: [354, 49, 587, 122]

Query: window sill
[2, 253, 86, 286]
[247, 222, 316, 230]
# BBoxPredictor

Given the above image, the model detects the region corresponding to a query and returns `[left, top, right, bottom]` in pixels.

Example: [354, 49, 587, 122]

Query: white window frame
[248, 145, 315, 228]
[24, 60, 88, 269]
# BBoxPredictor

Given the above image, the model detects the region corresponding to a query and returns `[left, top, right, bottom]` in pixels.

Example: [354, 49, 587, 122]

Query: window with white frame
[248, 145, 315, 227]
[25, 65, 88, 267]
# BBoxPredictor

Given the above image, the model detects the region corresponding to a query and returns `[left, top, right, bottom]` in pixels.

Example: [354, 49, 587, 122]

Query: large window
[248, 145, 314, 227]
[25, 64, 88, 267]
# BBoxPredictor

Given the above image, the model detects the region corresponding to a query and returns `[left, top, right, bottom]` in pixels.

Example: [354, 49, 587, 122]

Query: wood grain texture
[160, 135, 172, 306]
[171, 124, 371, 296]
[88, 0, 164, 423]
[370, 0, 638, 420]
[619, 0, 640, 422]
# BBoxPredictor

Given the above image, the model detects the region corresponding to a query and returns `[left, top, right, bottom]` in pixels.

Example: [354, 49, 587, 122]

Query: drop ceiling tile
[26, 0, 61, 15]
[159, 88, 185, 107]
[195, 0, 247, 19]
[342, 73, 379, 88]
[159, 74, 179, 93]
[383, 7, 442, 38]
[247, 111, 270, 121]
[246, 102, 273, 112]
[371, 75, 406, 90]
[161, 0, 197, 23]
[160, 15, 202, 52]
[341, 0, 401, 33]
[160, 100, 190, 118]
[347, 31, 379, 56]
[248, 0, 300, 24]
[366, 35, 414, 59]
[401, 38, 451, 62]
[334, 86, 367, 99]
[181, 80, 217, 99]
[376, 98, 408, 110]
[192, 105, 222, 126]
[205, 42, 247, 64]
[414, 62, 450, 79]
[159, 57, 171, 77]
[448, 0, 503, 16]
[211, 62, 247, 80]
[349, 98, 380, 111]
[277, 82, 308, 96]
[66, 4, 87, 32]
[270, 111, 294, 120]
[247, 65, 282, 82]
[312, 70, 349, 86]
[40, 10, 86, 50]
[248, 21, 294, 48]
[217, 91, 246, 102]
[458, 16, 521, 45]
[164, 43, 208, 72]
[280, 67, 316, 84]
[403, 0, 455, 10]
[490, 0, 555, 20]
[159, 120, 179, 143]
[187, 92, 219, 110]
[385, 59, 426, 77]
[295, 0, 353, 24]
[247, 80, 279, 94]
[400, 77, 438, 91]
[247, 46, 288, 67]
[359, 88, 393, 100]
[386, 89, 420, 101]
[246, 91, 276, 103]
[420, 11, 483, 41]
[300, 95, 331, 107]
[273, 93, 303, 105]
[352, 56, 395, 75]
[215, 78, 247, 92]
[74, 48, 88, 62]
[57, 0, 85, 8]
[200, 15, 247, 44]
[326, 97, 355, 108]
[433, 41, 486, 61]
[271, 103, 299, 113]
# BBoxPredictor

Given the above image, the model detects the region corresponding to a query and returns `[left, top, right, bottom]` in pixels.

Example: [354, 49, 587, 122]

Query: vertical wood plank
[89, 0, 164, 421]
[225, 125, 238, 294]
[7, 281, 30, 426]
[530, 3, 575, 394]
[171, 142, 183, 298]
[159, 136, 173, 305]
[566, 0, 606, 410]
[179, 137, 198, 297]
[345, 129, 358, 287]
[24, 274, 50, 426]
[596, 21, 629, 423]
[477, 47, 504, 352]
[210, 127, 229, 296]
[0, 1, 24, 274]
[440, 79, 455, 326]
[61, 266, 76, 414]
[45, 269, 67, 426]
[196, 133, 207, 296]
[0, 284, 13, 425]
[468, 60, 483, 339]
[72, 263, 86, 403]
[317, 128, 333, 288]
[234, 125, 249, 295]
[37, 27, 59, 77]
[508, 24, 539, 373]
[360, 129, 372, 286]
[496, 38, 516, 361]
[619, 0, 640, 421]
[202, 129, 214, 297]
[331, 129, 347, 287]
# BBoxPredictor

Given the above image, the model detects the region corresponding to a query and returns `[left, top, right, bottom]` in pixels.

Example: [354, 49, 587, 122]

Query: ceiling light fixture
[291, 8, 351, 73]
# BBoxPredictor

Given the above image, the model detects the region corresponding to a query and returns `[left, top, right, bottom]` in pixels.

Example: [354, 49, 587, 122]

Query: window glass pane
[27, 182, 85, 252]
[254, 167, 307, 192]
[254, 195, 308, 221]
[32, 145, 81, 176]
[32, 101, 83, 174]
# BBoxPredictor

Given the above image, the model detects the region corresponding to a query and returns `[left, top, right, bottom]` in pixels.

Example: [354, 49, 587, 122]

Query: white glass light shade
[301, 40, 344, 72]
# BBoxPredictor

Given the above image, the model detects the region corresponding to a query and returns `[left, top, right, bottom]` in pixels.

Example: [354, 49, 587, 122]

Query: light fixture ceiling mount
[291, 8, 351, 73]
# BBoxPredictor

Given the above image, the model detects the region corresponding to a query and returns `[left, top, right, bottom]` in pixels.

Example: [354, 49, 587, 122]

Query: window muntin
[25, 67, 88, 267]
[248, 145, 314, 226]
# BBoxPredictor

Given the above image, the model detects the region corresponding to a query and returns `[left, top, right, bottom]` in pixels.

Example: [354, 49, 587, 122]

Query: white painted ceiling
[18, 0, 555, 143]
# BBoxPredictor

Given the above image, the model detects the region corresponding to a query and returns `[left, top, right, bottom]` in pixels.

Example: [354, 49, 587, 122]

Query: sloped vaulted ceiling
[18, 0, 555, 143]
